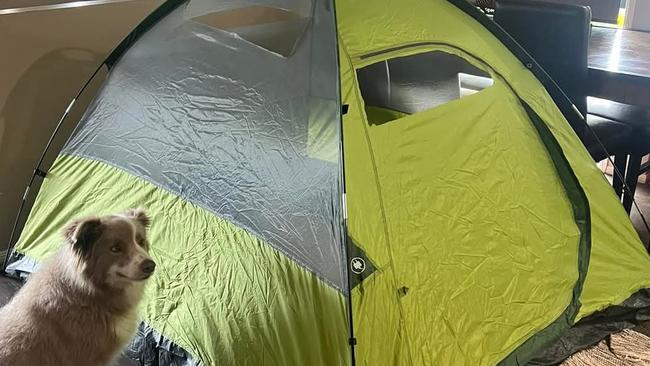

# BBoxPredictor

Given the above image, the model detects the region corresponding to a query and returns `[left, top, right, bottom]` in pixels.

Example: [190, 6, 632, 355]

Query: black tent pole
[339, 105, 357, 366]
[3, 62, 104, 271]
[3, 0, 186, 271]
[330, 0, 357, 363]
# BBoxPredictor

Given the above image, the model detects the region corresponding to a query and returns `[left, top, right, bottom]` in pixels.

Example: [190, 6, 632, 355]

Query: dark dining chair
[494, 0, 650, 213]
[478, 0, 621, 22]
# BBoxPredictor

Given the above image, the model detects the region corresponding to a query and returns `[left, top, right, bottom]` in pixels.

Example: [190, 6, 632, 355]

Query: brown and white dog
[0, 208, 155, 366]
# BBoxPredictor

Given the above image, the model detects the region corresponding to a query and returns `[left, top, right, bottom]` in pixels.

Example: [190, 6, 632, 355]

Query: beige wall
[0, 0, 162, 253]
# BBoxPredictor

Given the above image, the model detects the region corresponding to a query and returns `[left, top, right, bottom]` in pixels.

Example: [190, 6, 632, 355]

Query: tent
[6, 0, 650, 364]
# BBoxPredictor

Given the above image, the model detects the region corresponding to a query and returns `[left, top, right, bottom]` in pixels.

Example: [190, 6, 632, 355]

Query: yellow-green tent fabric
[6, 0, 650, 365]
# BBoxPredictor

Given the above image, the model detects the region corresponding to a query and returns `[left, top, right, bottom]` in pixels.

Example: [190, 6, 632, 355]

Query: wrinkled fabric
[125, 322, 199, 366]
[14, 155, 349, 365]
[4, 252, 38, 279]
[63, 0, 345, 290]
[530, 289, 650, 365]
[185, 0, 314, 57]
[335, 0, 650, 321]
[10, 0, 650, 365]
[344, 69, 581, 364]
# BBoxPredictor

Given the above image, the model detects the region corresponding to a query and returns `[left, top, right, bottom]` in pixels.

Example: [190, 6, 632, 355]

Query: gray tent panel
[62, 0, 345, 289]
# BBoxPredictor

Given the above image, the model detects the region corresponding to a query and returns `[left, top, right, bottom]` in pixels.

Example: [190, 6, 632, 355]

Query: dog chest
[113, 309, 139, 345]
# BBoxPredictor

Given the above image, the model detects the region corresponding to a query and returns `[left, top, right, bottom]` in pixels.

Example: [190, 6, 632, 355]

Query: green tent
[6, 0, 650, 365]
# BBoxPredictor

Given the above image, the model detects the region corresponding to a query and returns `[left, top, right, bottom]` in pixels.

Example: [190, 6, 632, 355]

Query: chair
[475, 0, 620, 22]
[494, 0, 650, 213]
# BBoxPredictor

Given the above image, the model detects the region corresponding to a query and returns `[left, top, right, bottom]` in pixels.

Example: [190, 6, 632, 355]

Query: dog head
[63, 208, 155, 290]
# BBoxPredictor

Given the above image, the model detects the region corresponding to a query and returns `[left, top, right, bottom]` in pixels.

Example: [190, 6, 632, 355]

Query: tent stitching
[339, 33, 416, 365]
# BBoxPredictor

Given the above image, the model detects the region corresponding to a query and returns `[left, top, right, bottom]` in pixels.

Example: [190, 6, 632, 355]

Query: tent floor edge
[125, 321, 199, 366]
[3, 251, 34, 281]
[527, 288, 650, 365]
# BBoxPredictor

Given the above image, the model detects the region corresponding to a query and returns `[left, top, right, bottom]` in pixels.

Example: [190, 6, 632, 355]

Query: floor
[630, 183, 650, 246]
[1, 179, 650, 365]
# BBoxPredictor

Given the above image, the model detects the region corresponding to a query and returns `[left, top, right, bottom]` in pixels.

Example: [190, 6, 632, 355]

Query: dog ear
[125, 208, 150, 228]
[64, 217, 103, 257]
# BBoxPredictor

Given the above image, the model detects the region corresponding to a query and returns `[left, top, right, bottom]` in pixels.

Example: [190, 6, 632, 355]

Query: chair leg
[623, 154, 642, 214]
[613, 154, 627, 200]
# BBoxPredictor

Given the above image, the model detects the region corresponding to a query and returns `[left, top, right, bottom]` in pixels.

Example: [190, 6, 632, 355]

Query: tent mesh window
[357, 50, 494, 125]
[185, 0, 313, 57]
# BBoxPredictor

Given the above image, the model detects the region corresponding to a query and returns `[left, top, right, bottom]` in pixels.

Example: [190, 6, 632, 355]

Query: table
[589, 26, 650, 200]
[589, 26, 650, 108]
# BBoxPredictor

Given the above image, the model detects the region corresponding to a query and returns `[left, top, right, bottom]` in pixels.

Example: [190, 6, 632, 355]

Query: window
[185, 0, 312, 57]
[357, 50, 493, 125]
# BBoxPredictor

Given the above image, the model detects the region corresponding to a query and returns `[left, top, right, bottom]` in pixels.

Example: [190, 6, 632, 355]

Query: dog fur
[0, 208, 155, 366]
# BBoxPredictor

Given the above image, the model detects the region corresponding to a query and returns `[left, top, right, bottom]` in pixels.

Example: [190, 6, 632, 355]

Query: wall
[626, 0, 650, 31]
[0, 0, 162, 254]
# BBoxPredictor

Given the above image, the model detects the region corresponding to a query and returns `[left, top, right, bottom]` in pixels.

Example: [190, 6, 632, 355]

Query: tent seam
[496, 102, 591, 366]
[54, 152, 345, 293]
[339, 34, 416, 365]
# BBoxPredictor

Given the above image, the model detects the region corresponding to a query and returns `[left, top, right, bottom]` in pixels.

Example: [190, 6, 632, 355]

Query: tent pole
[3, 95, 78, 270]
[3, 57, 105, 271]
[3, 0, 186, 271]
[339, 105, 357, 366]
[331, 0, 357, 362]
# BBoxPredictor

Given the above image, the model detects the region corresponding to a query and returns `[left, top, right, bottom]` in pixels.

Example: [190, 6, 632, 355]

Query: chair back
[495, 0, 592, 116]
[568, 0, 620, 23]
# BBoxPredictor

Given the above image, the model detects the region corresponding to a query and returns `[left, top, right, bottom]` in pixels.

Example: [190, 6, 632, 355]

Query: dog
[0, 208, 156, 366]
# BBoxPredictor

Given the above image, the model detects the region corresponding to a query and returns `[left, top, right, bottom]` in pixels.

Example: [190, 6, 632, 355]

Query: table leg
[613, 154, 627, 201]
[623, 154, 642, 214]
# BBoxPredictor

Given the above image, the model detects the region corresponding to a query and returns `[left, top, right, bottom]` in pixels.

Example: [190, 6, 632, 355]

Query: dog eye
[110, 245, 122, 253]
[136, 236, 146, 247]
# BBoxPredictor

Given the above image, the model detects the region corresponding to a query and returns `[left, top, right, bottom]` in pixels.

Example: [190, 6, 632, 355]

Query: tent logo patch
[346, 236, 376, 288]
[350, 257, 366, 274]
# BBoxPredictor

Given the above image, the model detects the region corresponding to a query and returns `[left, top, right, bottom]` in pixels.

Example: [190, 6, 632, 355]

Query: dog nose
[140, 259, 156, 274]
